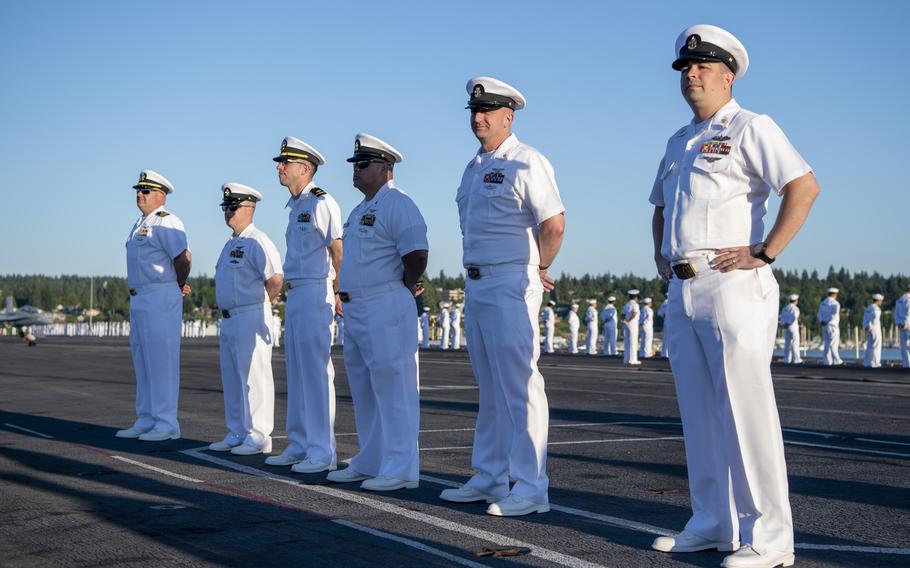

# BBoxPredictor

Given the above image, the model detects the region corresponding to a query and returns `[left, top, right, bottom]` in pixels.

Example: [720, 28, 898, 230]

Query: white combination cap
[788, 294, 799, 301]
[346, 133, 403, 163]
[221, 183, 263, 204]
[672, 24, 749, 79]
[827, 288, 839, 294]
[588, 299, 597, 304]
[423, 307, 430, 312]
[873, 293, 884, 301]
[133, 169, 175, 194]
[643, 297, 653, 304]
[571, 303, 579, 309]
[607, 295, 616, 302]
[273, 136, 325, 166]
[547, 300, 556, 306]
[628, 289, 640, 296]
[466, 76, 526, 111]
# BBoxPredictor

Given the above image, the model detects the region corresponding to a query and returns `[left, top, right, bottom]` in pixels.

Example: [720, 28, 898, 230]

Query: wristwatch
[751, 242, 776, 265]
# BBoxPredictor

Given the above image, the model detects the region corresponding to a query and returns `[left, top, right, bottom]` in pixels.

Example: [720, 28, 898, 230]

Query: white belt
[465, 263, 532, 280]
[287, 277, 331, 289]
[338, 281, 403, 302]
[220, 303, 267, 319]
[129, 282, 176, 296]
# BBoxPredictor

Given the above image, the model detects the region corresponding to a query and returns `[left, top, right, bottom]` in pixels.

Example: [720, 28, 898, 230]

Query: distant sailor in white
[639, 297, 654, 358]
[584, 299, 598, 355]
[568, 303, 580, 354]
[600, 296, 618, 356]
[863, 294, 884, 368]
[817, 288, 843, 366]
[779, 294, 802, 364]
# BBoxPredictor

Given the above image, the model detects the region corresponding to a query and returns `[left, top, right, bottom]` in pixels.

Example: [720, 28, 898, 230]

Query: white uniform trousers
[218, 304, 275, 448]
[623, 322, 639, 364]
[420, 321, 430, 349]
[899, 329, 910, 368]
[660, 323, 669, 357]
[640, 325, 654, 358]
[464, 268, 549, 503]
[822, 324, 842, 366]
[441, 323, 450, 350]
[544, 324, 555, 353]
[864, 328, 882, 368]
[284, 280, 336, 465]
[783, 326, 802, 364]
[452, 324, 461, 350]
[604, 322, 617, 356]
[128, 284, 182, 434]
[667, 266, 793, 555]
[586, 324, 598, 355]
[344, 285, 420, 481]
[569, 327, 579, 354]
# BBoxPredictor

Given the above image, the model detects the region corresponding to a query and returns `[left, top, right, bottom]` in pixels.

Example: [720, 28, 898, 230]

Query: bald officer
[541, 300, 556, 353]
[209, 184, 282, 456]
[567, 303, 580, 353]
[623, 290, 641, 365]
[779, 294, 802, 364]
[440, 76, 565, 517]
[117, 170, 191, 442]
[649, 25, 820, 568]
[896, 284, 910, 368]
[265, 137, 343, 474]
[640, 297, 654, 358]
[817, 288, 843, 366]
[600, 296, 618, 356]
[863, 294, 884, 368]
[584, 299, 598, 355]
[327, 134, 428, 491]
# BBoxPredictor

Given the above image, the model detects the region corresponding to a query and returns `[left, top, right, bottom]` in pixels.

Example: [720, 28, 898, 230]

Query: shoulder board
[156, 211, 171, 217]
[310, 187, 327, 197]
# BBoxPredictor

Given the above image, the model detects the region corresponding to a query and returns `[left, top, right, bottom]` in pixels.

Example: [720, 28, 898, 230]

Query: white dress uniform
[451, 306, 462, 349]
[657, 301, 669, 357]
[600, 302, 618, 356]
[640, 303, 654, 358]
[340, 177, 427, 482]
[863, 300, 883, 368]
[440, 306, 451, 350]
[779, 300, 802, 364]
[817, 293, 843, 366]
[896, 290, 910, 368]
[541, 305, 556, 353]
[419, 310, 430, 349]
[124, 172, 187, 439]
[650, 26, 812, 554]
[215, 217, 282, 452]
[568, 309, 580, 354]
[456, 99, 564, 506]
[622, 299, 640, 365]
[271, 313, 282, 348]
[334, 314, 345, 347]
[278, 174, 343, 467]
[584, 303, 598, 355]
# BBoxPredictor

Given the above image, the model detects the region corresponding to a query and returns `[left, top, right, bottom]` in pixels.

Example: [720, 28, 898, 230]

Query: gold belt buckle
[672, 262, 697, 280]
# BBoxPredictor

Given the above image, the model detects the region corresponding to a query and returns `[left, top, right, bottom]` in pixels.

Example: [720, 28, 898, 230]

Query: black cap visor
[672, 41, 738, 74]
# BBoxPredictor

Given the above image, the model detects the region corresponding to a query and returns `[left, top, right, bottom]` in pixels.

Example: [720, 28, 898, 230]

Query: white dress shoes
[291, 459, 337, 474]
[485, 495, 550, 516]
[721, 546, 794, 568]
[231, 441, 271, 456]
[652, 531, 740, 553]
[138, 429, 180, 442]
[208, 435, 242, 452]
[326, 467, 371, 483]
[115, 426, 150, 439]
[360, 476, 418, 491]
[439, 485, 498, 503]
[264, 452, 303, 466]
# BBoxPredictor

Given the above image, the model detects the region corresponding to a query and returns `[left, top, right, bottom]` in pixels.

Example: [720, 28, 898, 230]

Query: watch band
[752, 243, 776, 265]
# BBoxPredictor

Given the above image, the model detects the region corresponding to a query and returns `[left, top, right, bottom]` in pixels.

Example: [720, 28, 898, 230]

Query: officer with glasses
[326, 133, 428, 491]
[209, 183, 283, 456]
[117, 169, 191, 442]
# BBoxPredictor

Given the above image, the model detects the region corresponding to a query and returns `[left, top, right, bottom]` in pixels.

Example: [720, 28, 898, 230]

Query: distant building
[443, 289, 465, 303]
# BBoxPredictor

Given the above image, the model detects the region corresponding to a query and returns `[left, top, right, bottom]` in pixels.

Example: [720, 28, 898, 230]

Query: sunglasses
[221, 203, 254, 212]
[354, 160, 385, 170]
[136, 188, 164, 195]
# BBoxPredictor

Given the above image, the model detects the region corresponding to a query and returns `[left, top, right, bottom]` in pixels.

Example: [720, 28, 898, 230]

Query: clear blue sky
[1, 1, 907, 279]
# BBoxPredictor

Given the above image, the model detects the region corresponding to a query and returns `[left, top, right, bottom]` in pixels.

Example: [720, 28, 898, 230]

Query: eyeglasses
[353, 160, 385, 170]
[221, 203, 255, 212]
[136, 188, 165, 195]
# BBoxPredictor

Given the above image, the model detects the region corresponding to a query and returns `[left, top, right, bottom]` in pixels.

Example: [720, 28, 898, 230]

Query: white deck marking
[110, 456, 204, 483]
[422, 435, 684, 452]
[3, 423, 55, 439]
[333, 519, 490, 568]
[783, 441, 910, 459]
[795, 543, 910, 555]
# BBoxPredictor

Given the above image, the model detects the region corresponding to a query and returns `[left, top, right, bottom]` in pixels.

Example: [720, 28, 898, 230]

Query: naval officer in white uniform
[817, 288, 843, 366]
[451, 303, 463, 349]
[567, 303, 580, 354]
[863, 294, 884, 368]
[640, 297, 655, 358]
[779, 294, 802, 364]
[541, 300, 556, 353]
[327, 134, 428, 491]
[649, 25, 820, 568]
[440, 302, 451, 350]
[265, 137, 343, 474]
[117, 170, 192, 442]
[439, 76, 565, 517]
[657, 297, 670, 357]
[584, 299, 598, 355]
[600, 296, 618, 356]
[622, 290, 641, 365]
[896, 284, 910, 368]
[419, 306, 431, 349]
[210, 184, 282, 456]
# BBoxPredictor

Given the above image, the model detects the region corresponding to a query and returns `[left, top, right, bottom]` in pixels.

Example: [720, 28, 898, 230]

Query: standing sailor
[649, 25, 820, 568]
[863, 294, 884, 368]
[440, 302, 451, 350]
[584, 299, 599, 355]
[896, 284, 910, 368]
[267, 136, 343, 473]
[542, 300, 556, 353]
[451, 303, 463, 349]
[779, 294, 802, 364]
[439, 76, 565, 516]
[419, 306, 431, 349]
[600, 295, 618, 356]
[658, 297, 670, 357]
[209, 183, 282, 456]
[623, 290, 641, 365]
[117, 170, 192, 442]
[568, 303, 580, 354]
[817, 288, 843, 366]
[271, 308, 282, 349]
[640, 297, 654, 358]
[327, 134, 428, 491]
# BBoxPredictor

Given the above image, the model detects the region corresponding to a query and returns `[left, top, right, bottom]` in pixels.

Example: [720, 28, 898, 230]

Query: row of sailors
[418, 303, 463, 350]
[779, 286, 910, 368]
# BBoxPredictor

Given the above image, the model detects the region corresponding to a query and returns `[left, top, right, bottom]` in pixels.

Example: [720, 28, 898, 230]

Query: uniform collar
[235, 223, 256, 239]
[361, 181, 394, 209]
[286, 181, 316, 208]
[679, 98, 741, 137]
[477, 133, 520, 161]
[140, 205, 166, 222]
